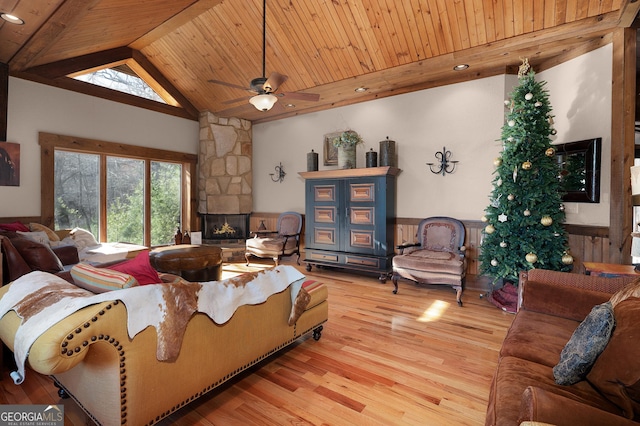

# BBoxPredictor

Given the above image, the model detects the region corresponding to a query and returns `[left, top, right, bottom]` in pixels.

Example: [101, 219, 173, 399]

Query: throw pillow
[0, 236, 32, 281]
[17, 230, 50, 246]
[0, 221, 29, 232]
[71, 263, 139, 293]
[609, 278, 640, 307]
[107, 251, 161, 285]
[10, 235, 64, 274]
[29, 223, 60, 242]
[587, 298, 640, 419]
[69, 227, 99, 250]
[552, 301, 615, 385]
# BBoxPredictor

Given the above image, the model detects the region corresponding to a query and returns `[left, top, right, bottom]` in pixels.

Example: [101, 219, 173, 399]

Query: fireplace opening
[201, 214, 250, 242]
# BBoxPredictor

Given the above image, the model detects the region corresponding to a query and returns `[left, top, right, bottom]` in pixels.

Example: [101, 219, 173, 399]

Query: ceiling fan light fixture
[249, 93, 278, 111]
[453, 64, 469, 71]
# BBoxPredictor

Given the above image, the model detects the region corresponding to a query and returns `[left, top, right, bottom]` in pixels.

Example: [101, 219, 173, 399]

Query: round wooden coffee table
[149, 244, 223, 282]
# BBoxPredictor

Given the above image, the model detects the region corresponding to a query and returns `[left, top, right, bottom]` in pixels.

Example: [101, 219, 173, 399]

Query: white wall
[254, 75, 506, 220]
[2, 77, 199, 217]
[2, 44, 613, 226]
[540, 44, 612, 226]
[253, 45, 613, 226]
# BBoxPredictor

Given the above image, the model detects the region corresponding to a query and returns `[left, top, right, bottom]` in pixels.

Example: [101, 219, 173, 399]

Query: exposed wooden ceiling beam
[129, 0, 223, 50]
[9, 0, 101, 71]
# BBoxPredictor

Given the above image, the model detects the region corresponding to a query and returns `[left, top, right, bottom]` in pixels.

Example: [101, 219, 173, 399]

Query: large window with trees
[41, 132, 198, 247]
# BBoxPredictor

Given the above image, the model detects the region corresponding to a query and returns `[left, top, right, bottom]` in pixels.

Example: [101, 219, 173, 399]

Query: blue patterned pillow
[553, 302, 615, 385]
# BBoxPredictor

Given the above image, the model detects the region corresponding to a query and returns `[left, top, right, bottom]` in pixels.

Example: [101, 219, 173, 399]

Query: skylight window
[73, 65, 166, 104]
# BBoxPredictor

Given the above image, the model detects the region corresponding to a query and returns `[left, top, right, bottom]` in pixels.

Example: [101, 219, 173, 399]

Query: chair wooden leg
[392, 275, 399, 294]
[245, 252, 251, 266]
[274, 257, 280, 266]
[455, 287, 463, 307]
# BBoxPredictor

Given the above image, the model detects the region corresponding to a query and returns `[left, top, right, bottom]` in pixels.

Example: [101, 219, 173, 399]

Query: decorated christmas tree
[479, 59, 573, 289]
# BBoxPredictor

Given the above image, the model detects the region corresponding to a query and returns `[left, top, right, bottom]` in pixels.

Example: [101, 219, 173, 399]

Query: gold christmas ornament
[491, 259, 499, 266]
[493, 157, 502, 167]
[526, 252, 538, 263]
[541, 216, 553, 226]
[481, 215, 488, 222]
[522, 161, 532, 170]
[525, 93, 533, 100]
[562, 253, 574, 265]
[485, 224, 495, 234]
[524, 209, 531, 216]
[508, 120, 515, 127]
[504, 100, 510, 106]
[507, 194, 515, 201]
[545, 147, 555, 157]
[534, 101, 542, 107]
[500, 241, 508, 248]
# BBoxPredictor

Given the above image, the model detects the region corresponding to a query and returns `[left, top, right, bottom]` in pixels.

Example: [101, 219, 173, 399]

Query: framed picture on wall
[0, 142, 20, 186]
[323, 132, 340, 166]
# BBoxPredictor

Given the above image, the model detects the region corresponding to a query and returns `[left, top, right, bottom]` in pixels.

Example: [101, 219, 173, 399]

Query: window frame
[40, 132, 198, 247]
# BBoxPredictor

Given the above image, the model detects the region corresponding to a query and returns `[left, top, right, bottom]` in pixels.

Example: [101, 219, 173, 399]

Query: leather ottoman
[149, 244, 223, 282]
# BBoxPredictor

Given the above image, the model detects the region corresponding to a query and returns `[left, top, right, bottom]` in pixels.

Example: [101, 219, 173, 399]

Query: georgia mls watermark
[0, 405, 64, 426]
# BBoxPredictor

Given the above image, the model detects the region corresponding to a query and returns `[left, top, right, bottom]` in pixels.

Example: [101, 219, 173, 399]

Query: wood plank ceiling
[0, 0, 638, 124]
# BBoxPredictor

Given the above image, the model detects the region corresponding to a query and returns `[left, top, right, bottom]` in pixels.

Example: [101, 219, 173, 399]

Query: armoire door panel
[315, 207, 336, 223]
[349, 229, 374, 249]
[350, 183, 375, 202]
[314, 185, 336, 202]
[314, 227, 336, 245]
[350, 207, 374, 225]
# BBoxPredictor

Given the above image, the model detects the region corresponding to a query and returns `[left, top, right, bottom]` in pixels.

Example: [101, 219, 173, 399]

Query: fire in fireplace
[201, 214, 250, 241]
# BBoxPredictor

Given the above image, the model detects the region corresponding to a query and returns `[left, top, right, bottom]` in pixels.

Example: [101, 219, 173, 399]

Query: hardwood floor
[0, 260, 513, 425]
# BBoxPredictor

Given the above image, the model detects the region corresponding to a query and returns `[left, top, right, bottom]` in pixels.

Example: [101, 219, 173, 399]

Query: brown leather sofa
[0, 266, 328, 425]
[0, 231, 79, 284]
[486, 269, 640, 425]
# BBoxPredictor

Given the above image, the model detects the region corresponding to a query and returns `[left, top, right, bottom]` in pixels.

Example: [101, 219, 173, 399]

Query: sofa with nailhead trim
[0, 270, 328, 426]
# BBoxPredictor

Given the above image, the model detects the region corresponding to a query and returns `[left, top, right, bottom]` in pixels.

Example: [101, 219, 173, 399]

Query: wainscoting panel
[249, 213, 611, 277]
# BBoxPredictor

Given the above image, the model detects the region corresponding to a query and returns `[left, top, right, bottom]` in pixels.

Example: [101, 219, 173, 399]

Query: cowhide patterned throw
[0, 265, 305, 384]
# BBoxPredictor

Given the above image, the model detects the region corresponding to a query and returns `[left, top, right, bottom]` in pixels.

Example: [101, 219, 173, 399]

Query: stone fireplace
[198, 111, 252, 214]
[198, 111, 253, 258]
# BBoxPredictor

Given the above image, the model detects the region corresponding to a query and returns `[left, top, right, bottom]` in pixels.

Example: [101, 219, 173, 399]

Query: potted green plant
[333, 130, 363, 169]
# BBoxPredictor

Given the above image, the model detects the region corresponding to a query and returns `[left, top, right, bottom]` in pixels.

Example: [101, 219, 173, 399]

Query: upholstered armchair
[391, 217, 467, 306]
[245, 211, 303, 266]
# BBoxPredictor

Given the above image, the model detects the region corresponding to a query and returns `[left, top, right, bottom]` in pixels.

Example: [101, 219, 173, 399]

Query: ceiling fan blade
[263, 72, 288, 92]
[278, 91, 320, 102]
[207, 79, 250, 91]
[222, 96, 250, 105]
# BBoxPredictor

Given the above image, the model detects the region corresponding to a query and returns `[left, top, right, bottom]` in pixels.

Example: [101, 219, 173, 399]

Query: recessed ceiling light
[285, 103, 295, 108]
[354, 87, 368, 93]
[1, 13, 24, 25]
[453, 64, 469, 71]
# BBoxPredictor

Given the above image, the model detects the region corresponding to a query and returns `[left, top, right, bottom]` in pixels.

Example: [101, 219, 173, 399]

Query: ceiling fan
[207, 0, 319, 111]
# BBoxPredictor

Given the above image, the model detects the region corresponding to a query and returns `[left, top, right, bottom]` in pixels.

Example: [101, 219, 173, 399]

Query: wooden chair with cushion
[245, 211, 302, 266]
[391, 216, 467, 306]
